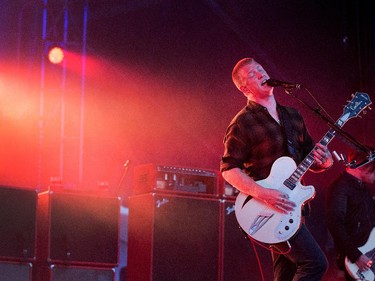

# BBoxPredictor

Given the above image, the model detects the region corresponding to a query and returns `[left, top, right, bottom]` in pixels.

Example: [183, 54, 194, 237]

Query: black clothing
[327, 171, 375, 266]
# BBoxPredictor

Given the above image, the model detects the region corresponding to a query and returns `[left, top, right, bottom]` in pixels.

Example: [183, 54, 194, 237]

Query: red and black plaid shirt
[220, 100, 315, 181]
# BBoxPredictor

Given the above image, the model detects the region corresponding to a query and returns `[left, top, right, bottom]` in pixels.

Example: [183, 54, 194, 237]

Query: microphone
[264, 78, 301, 89]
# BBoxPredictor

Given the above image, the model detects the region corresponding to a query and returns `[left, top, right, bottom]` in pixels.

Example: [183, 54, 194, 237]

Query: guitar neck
[282, 91, 371, 191]
[283, 127, 337, 190]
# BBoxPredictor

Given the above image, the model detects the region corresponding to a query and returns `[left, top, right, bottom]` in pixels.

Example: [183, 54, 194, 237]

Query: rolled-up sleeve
[220, 122, 247, 172]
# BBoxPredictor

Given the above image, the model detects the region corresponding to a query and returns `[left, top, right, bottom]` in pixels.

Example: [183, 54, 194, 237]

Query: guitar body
[235, 156, 315, 244]
[345, 227, 375, 281]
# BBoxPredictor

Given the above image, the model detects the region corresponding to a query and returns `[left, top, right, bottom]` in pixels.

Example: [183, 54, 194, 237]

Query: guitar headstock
[341, 92, 372, 122]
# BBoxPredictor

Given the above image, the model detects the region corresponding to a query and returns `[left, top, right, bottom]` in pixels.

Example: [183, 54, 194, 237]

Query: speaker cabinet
[50, 265, 114, 281]
[0, 186, 37, 261]
[0, 261, 32, 281]
[127, 193, 221, 281]
[222, 200, 274, 281]
[37, 191, 120, 266]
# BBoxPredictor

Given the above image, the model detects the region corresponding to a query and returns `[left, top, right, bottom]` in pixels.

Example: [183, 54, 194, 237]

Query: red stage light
[48, 46, 65, 64]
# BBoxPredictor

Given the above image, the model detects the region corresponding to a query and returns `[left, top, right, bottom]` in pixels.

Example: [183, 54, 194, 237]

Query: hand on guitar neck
[311, 143, 333, 171]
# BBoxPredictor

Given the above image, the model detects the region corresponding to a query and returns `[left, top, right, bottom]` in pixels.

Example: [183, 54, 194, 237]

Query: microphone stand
[114, 160, 131, 200]
[283, 88, 371, 154]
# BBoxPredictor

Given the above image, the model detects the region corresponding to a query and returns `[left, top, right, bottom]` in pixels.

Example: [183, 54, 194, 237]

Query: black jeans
[271, 224, 328, 281]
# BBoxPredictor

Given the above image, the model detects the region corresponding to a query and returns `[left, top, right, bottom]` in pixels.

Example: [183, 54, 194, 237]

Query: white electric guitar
[345, 227, 375, 281]
[235, 92, 372, 244]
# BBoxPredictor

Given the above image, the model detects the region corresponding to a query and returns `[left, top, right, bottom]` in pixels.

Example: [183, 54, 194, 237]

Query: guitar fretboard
[283, 128, 337, 190]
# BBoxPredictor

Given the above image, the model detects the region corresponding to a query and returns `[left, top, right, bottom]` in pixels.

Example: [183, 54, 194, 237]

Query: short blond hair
[232, 57, 255, 90]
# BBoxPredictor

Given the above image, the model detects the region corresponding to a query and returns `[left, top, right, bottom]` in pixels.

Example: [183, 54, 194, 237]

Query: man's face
[239, 62, 271, 97]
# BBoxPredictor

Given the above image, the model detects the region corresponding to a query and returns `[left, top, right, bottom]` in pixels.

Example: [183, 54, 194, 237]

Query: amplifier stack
[0, 185, 120, 281]
[128, 164, 274, 281]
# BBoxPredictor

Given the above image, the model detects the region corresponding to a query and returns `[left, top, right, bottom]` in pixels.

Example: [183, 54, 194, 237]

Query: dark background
[1, 0, 373, 191]
[0, 0, 374, 279]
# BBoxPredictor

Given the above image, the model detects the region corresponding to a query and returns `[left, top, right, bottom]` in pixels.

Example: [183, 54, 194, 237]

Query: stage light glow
[48, 46, 65, 64]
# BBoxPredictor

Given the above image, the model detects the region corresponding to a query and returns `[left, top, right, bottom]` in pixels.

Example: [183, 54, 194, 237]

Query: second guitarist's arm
[327, 173, 372, 267]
